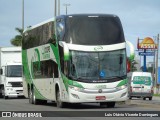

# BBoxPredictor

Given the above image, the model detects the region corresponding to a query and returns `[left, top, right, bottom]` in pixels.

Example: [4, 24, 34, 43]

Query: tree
[146, 66, 155, 74]
[10, 28, 23, 46]
[127, 57, 138, 72]
[131, 60, 138, 72]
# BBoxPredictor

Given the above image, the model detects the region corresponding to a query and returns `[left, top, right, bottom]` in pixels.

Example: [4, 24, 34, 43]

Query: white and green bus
[22, 14, 129, 108]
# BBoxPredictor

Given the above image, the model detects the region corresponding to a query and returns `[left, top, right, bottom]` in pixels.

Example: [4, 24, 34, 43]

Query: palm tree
[127, 57, 138, 72]
[131, 60, 138, 72]
[10, 28, 23, 46]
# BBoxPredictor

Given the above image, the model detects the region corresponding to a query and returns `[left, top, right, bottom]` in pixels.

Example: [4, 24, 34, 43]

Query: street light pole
[54, 0, 57, 17]
[153, 36, 156, 87]
[58, 0, 60, 15]
[63, 3, 70, 15]
[55, 0, 60, 16]
[155, 34, 159, 94]
[22, 0, 24, 30]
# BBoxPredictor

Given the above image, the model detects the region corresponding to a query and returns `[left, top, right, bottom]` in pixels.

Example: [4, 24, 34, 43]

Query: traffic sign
[139, 52, 155, 56]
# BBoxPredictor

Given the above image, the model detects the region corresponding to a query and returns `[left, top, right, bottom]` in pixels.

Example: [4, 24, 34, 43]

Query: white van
[129, 72, 153, 100]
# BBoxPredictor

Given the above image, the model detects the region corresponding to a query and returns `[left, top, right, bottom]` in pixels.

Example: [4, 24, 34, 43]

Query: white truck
[0, 47, 24, 99]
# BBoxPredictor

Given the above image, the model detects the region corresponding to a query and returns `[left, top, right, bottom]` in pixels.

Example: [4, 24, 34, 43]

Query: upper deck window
[64, 15, 125, 45]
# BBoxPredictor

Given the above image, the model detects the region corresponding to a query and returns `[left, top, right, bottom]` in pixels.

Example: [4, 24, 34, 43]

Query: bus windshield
[65, 15, 125, 45]
[6, 65, 22, 77]
[69, 49, 126, 82]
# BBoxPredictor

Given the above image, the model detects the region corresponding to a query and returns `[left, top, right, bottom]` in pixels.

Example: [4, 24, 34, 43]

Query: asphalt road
[0, 97, 160, 120]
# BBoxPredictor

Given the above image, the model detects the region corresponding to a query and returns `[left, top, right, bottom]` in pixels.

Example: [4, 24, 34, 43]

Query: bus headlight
[69, 85, 83, 92]
[116, 84, 127, 90]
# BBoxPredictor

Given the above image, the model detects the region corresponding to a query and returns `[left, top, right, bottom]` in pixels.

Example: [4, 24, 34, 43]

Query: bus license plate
[96, 96, 106, 100]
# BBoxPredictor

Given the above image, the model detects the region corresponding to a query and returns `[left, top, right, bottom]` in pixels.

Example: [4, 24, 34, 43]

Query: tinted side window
[23, 21, 54, 49]
[33, 60, 59, 78]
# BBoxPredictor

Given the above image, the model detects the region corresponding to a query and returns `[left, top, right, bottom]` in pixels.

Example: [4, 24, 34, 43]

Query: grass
[154, 94, 160, 97]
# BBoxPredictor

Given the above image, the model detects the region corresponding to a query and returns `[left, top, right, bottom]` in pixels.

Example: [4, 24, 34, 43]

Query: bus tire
[107, 102, 115, 108]
[0, 86, 2, 98]
[56, 89, 64, 108]
[4, 96, 8, 99]
[29, 88, 34, 104]
[149, 97, 152, 101]
[32, 87, 40, 105]
[100, 102, 107, 108]
[143, 97, 146, 100]
[39, 100, 47, 105]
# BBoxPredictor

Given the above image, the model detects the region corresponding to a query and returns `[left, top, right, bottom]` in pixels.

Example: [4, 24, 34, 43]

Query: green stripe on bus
[116, 79, 128, 87]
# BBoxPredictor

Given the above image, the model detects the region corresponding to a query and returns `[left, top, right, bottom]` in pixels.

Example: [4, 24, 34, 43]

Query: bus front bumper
[68, 87, 128, 103]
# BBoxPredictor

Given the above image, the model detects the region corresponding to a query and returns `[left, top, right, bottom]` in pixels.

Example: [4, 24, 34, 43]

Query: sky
[0, 0, 160, 65]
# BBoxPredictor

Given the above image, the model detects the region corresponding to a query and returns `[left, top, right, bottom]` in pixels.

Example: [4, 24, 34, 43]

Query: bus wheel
[56, 89, 64, 108]
[143, 97, 146, 100]
[107, 102, 115, 108]
[149, 97, 152, 101]
[100, 102, 107, 108]
[29, 88, 33, 104]
[32, 87, 40, 105]
[0, 86, 2, 98]
[4, 96, 8, 99]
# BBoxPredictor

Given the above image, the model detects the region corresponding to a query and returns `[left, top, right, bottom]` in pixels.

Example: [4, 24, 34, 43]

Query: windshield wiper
[77, 76, 86, 80]
[111, 76, 125, 79]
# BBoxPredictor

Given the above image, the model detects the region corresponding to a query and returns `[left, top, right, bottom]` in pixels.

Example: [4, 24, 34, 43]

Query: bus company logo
[98, 89, 102, 93]
[94, 46, 103, 51]
[95, 85, 107, 89]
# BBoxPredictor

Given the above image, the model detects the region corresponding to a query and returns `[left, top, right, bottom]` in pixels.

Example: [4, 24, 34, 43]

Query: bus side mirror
[0, 68, 3, 75]
[60, 42, 70, 61]
[64, 47, 70, 61]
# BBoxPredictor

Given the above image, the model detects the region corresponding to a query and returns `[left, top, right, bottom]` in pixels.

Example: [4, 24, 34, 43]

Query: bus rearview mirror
[61, 42, 70, 61]
[0, 68, 3, 75]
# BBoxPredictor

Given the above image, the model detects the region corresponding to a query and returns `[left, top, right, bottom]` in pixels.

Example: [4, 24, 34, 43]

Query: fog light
[71, 93, 80, 99]
[121, 92, 127, 98]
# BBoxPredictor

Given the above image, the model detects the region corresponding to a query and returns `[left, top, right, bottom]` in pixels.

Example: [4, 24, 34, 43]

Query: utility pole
[155, 34, 159, 94]
[22, 0, 24, 47]
[63, 3, 70, 15]
[58, 0, 60, 15]
[55, 0, 60, 16]
[22, 0, 24, 30]
[54, 0, 57, 17]
[153, 36, 156, 87]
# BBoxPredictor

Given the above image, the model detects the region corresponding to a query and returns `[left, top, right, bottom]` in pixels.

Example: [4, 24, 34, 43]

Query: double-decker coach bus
[22, 14, 129, 108]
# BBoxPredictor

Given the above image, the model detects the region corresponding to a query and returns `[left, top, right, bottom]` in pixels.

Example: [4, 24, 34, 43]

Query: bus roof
[23, 17, 55, 33]
[23, 14, 119, 33]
